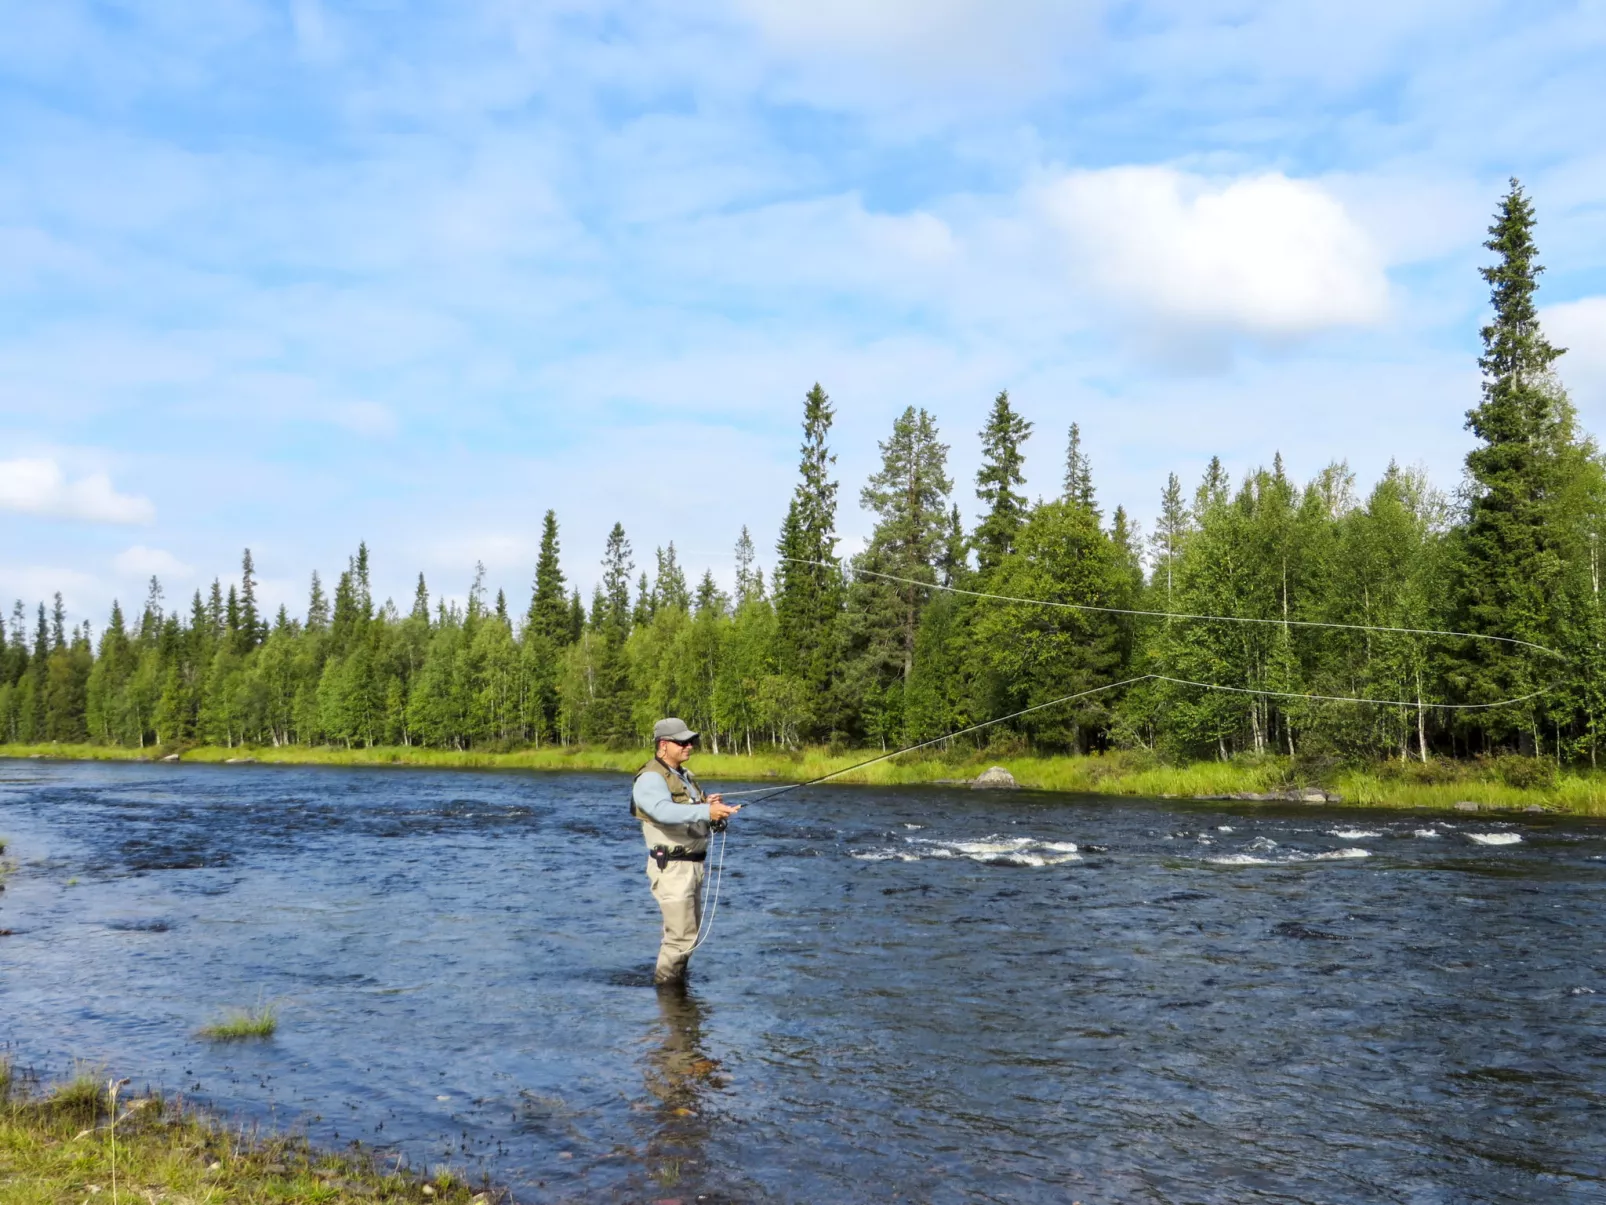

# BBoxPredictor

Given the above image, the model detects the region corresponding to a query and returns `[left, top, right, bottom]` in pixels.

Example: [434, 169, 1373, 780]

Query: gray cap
[652, 717, 699, 743]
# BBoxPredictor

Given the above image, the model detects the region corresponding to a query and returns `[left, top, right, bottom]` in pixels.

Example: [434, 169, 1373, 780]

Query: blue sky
[3, 0, 1606, 627]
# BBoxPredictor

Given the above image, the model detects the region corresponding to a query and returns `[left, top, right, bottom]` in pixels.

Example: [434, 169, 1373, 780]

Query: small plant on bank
[198, 1004, 278, 1042]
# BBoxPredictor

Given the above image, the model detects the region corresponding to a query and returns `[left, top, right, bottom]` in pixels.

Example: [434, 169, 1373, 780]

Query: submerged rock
[971, 766, 1020, 790]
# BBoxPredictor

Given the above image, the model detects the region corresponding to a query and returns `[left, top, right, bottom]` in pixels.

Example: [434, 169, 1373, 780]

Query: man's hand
[708, 794, 740, 823]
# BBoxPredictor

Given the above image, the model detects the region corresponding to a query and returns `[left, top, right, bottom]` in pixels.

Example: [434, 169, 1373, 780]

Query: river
[2, 758, 1604, 1202]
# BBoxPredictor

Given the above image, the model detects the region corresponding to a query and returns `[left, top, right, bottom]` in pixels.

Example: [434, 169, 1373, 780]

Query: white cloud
[1037, 167, 1390, 340]
[1545, 296, 1606, 413]
[0, 457, 155, 524]
[113, 545, 192, 579]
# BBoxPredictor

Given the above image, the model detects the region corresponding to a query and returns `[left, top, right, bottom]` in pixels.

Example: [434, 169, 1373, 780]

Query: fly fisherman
[633, 718, 740, 986]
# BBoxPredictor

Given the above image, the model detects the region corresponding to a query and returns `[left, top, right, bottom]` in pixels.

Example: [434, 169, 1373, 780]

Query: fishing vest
[632, 758, 711, 855]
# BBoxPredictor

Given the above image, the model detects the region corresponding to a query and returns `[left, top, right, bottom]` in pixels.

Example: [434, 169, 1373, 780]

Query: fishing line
[680, 553, 1564, 952]
[780, 556, 1567, 661]
[686, 676, 1146, 953]
[687, 826, 726, 955]
[721, 675, 1151, 802]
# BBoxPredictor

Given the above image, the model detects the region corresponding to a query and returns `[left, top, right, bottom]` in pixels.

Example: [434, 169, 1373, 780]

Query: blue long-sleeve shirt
[632, 766, 711, 826]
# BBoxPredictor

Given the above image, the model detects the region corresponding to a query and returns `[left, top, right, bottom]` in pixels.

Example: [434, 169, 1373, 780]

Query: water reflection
[635, 985, 725, 1193]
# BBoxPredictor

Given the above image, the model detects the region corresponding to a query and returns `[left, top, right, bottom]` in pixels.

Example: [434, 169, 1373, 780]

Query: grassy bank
[0, 1063, 499, 1205]
[3, 741, 1604, 814]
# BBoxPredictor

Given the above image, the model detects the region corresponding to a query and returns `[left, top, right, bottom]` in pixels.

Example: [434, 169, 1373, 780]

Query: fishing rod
[721, 676, 1149, 803]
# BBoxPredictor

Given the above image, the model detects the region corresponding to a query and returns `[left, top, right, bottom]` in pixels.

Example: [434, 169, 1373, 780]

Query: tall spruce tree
[974, 390, 1032, 576]
[527, 511, 570, 645]
[1451, 179, 1578, 750]
[521, 512, 570, 742]
[774, 383, 842, 700]
[239, 548, 262, 651]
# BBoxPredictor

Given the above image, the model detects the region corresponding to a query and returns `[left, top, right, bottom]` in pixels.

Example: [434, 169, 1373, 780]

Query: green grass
[197, 1005, 278, 1042]
[0, 1061, 502, 1204]
[5, 740, 1606, 814]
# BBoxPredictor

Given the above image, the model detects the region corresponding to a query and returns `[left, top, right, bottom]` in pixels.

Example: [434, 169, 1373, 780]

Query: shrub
[1486, 754, 1558, 791]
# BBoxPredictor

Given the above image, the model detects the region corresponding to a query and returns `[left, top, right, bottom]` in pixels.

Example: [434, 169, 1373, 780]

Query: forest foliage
[4, 183, 1604, 765]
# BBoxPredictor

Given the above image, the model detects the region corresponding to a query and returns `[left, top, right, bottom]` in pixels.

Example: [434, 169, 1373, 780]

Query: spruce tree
[1451, 179, 1576, 748]
[733, 526, 761, 605]
[974, 389, 1032, 576]
[567, 589, 585, 644]
[601, 525, 634, 634]
[140, 577, 164, 642]
[307, 571, 330, 631]
[773, 383, 843, 698]
[856, 405, 953, 680]
[1063, 422, 1097, 514]
[634, 571, 653, 627]
[526, 510, 570, 646]
[588, 523, 637, 744]
[239, 548, 262, 650]
[937, 504, 968, 588]
[1150, 472, 1192, 612]
[654, 544, 691, 614]
[694, 570, 727, 616]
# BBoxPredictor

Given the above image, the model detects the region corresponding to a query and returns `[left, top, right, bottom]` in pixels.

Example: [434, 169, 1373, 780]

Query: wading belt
[649, 845, 707, 870]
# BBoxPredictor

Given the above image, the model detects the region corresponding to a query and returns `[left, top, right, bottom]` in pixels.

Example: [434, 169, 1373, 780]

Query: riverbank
[0, 1063, 500, 1204]
[4, 741, 1604, 814]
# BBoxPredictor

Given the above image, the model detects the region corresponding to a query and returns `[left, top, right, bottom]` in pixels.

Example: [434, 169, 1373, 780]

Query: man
[632, 717, 740, 986]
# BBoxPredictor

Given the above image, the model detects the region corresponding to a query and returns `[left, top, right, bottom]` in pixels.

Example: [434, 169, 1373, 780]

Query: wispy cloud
[0, 458, 154, 524]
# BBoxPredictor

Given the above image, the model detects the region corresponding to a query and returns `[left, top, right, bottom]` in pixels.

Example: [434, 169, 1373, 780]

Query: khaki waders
[646, 855, 704, 984]
[633, 759, 711, 985]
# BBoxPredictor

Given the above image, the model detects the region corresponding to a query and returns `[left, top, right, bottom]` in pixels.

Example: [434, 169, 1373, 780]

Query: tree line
[4, 182, 1603, 765]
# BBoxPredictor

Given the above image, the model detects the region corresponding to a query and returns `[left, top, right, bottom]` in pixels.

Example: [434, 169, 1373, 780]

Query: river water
[2, 759, 1605, 1202]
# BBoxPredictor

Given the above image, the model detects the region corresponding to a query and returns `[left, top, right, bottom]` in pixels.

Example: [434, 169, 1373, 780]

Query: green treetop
[974, 389, 1032, 576]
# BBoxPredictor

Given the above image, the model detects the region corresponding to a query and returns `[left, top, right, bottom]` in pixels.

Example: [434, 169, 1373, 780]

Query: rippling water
[3, 758, 1606, 1202]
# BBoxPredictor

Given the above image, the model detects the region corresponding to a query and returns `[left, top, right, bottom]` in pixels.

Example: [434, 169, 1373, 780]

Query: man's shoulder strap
[631, 757, 694, 818]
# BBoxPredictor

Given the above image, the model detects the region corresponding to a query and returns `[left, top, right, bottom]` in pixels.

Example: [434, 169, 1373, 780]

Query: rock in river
[971, 766, 1019, 790]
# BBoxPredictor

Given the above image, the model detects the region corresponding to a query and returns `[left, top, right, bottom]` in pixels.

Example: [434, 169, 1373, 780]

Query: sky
[3, 0, 1606, 630]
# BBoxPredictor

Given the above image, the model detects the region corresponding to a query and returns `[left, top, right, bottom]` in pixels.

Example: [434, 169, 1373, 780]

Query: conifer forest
[5, 184, 1604, 767]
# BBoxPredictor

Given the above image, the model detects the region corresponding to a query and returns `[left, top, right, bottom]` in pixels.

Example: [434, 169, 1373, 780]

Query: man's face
[658, 738, 694, 768]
